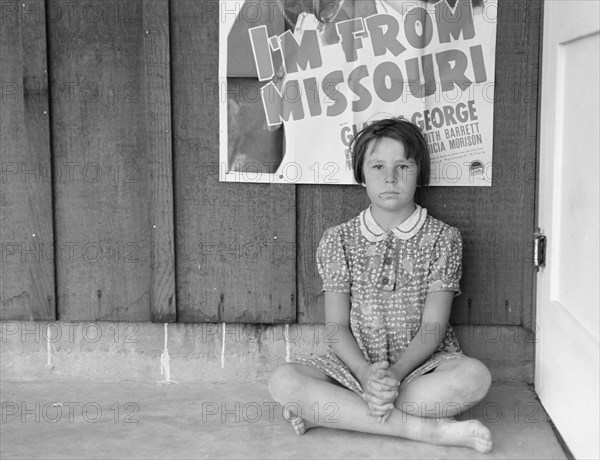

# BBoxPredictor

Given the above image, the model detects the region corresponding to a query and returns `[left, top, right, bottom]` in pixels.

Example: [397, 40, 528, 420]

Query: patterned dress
[296, 205, 464, 396]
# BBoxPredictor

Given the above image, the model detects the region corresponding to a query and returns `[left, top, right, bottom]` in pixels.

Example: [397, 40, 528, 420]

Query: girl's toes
[290, 416, 308, 435]
[475, 439, 493, 454]
[470, 421, 493, 452]
[283, 407, 308, 436]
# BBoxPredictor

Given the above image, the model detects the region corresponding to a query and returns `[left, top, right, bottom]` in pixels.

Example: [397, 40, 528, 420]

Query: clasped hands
[359, 361, 401, 423]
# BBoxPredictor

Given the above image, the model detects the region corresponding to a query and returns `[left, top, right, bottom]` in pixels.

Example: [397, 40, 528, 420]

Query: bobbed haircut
[351, 117, 431, 187]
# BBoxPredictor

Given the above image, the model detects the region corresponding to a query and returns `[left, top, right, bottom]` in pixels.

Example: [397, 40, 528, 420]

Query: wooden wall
[1, 0, 541, 327]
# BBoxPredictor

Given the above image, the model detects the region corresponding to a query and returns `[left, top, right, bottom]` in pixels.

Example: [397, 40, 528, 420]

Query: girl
[268, 118, 493, 453]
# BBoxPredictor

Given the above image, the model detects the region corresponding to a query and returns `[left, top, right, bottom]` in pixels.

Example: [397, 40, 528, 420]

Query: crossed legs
[268, 357, 492, 453]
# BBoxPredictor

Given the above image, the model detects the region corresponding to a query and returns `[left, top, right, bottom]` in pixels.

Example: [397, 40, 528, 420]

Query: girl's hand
[368, 361, 401, 398]
[366, 377, 400, 422]
[367, 374, 400, 394]
[359, 361, 400, 423]
[358, 361, 392, 390]
[364, 392, 395, 419]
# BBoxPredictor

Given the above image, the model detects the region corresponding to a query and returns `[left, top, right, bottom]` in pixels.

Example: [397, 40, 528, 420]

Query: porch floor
[0, 381, 568, 459]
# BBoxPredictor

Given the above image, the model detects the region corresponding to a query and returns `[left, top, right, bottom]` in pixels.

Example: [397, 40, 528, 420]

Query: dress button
[383, 257, 392, 265]
[381, 277, 389, 285]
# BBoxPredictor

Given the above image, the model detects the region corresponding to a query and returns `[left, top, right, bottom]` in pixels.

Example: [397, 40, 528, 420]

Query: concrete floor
[0, 381, 567, 459]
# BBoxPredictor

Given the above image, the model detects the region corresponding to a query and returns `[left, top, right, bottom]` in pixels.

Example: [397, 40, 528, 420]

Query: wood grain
[143, 0, 176, 322]
[48, 0, 169, 321]
[0, 0, 55, 320]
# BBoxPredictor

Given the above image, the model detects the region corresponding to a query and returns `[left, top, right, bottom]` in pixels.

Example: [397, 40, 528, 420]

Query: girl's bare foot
[425, 419, 492, 453]
[283, 407, 314, 436]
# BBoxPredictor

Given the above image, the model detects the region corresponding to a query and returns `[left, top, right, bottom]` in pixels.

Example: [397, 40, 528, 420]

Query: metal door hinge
[533, 232, 546, 268]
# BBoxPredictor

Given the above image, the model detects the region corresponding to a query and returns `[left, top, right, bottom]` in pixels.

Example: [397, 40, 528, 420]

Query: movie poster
[219, 0, 497, 185]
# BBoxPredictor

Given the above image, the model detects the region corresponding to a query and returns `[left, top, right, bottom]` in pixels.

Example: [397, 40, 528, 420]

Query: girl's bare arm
[390, 290, 454, 382]
[325, 291, 372, 384]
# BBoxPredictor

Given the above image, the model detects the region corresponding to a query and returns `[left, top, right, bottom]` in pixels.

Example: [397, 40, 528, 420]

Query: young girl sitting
[268, 118, 493, 453]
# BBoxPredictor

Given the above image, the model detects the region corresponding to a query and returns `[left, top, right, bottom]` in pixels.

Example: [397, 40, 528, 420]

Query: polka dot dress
[296, 205, 465, 396]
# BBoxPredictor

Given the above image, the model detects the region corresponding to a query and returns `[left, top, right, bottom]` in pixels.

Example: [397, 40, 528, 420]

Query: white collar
[359, 205, 427, 242]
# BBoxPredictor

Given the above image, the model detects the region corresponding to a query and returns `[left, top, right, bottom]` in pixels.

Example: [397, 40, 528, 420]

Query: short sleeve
[427, 226, 463, 296]
[316, 227, 351, 293]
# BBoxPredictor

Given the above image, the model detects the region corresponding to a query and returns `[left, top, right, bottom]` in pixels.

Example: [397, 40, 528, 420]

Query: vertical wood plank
[47, 0, 171, 321]
[171, 0, 296, 323]
[0, 0, 55, 320]
[142, 0, 176, 322]
[516, 0, 542, 330]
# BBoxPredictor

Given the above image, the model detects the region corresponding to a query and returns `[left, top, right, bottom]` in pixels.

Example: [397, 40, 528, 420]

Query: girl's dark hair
[351, 117, 431, 186]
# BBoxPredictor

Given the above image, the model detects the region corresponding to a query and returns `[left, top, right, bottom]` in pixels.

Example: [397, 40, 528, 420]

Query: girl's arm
[390, 290, 454, 382]
[325, 291, 372, 384]
[326, 291, 399, 419]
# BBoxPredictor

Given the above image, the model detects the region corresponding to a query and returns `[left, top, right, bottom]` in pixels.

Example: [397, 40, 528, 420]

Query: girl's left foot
[283, 407, 313, 435]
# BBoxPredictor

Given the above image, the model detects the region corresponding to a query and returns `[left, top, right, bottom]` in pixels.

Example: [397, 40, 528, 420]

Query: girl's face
[361, 137, 418, 217]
